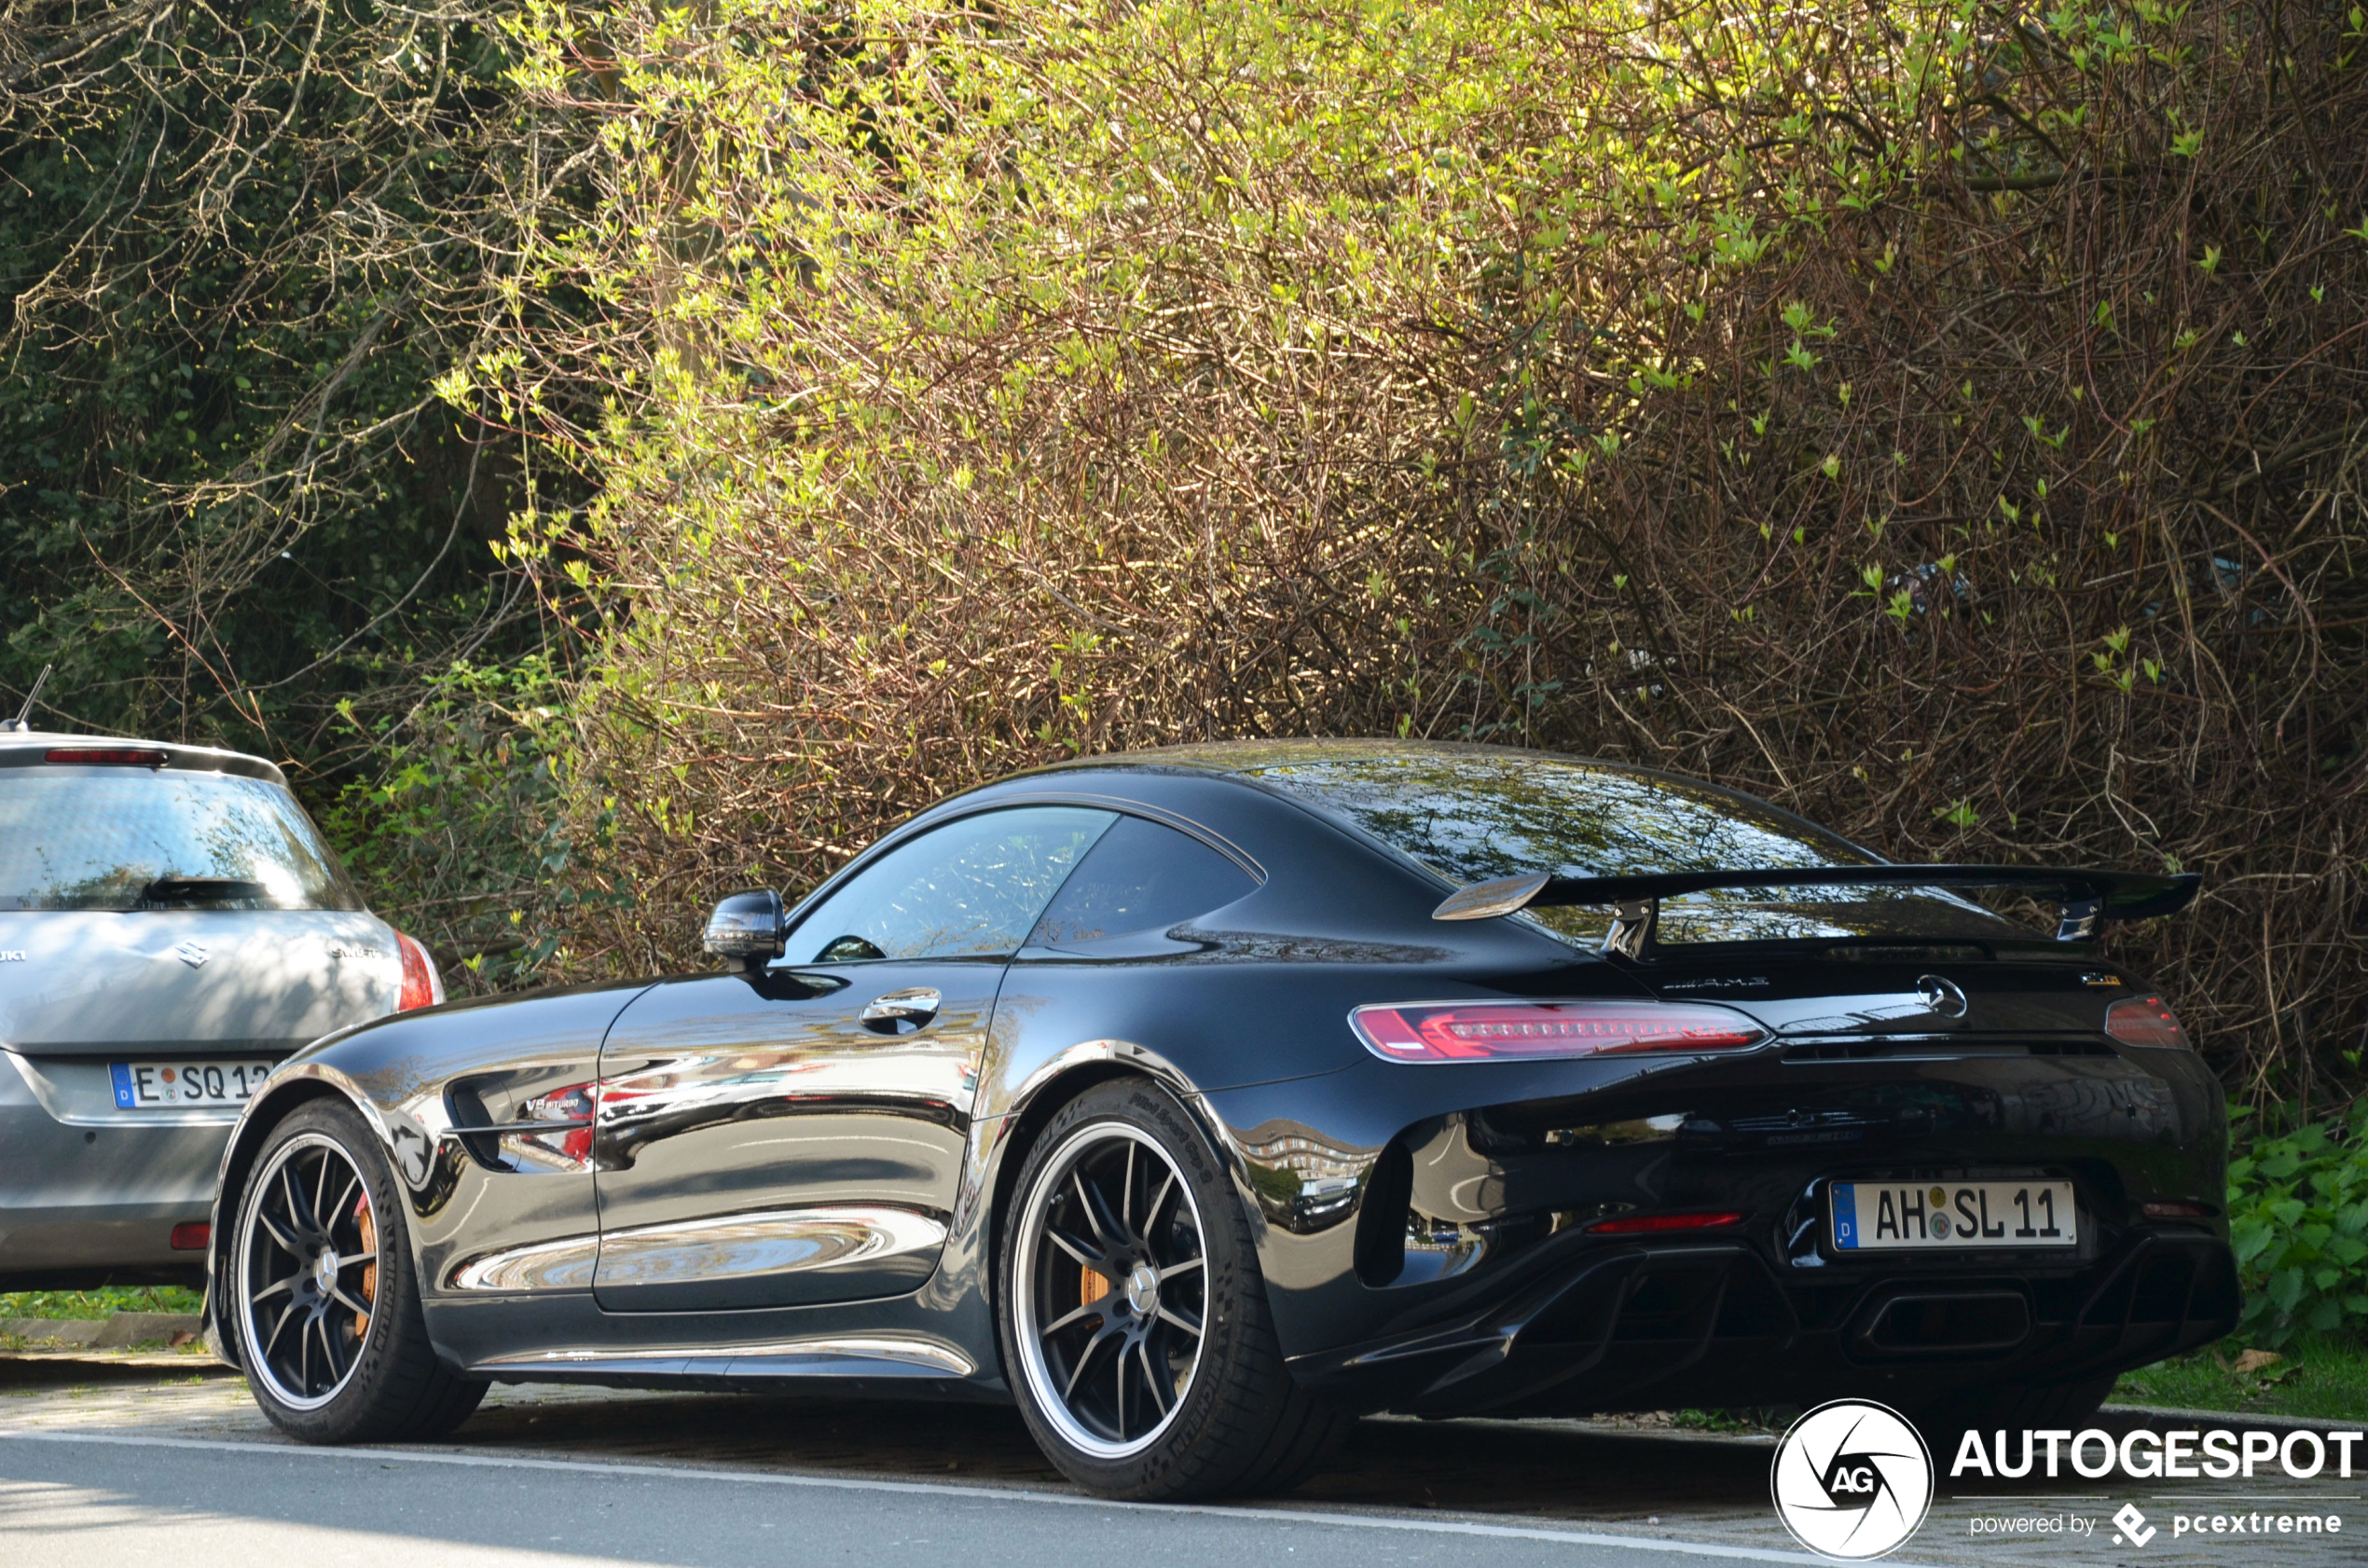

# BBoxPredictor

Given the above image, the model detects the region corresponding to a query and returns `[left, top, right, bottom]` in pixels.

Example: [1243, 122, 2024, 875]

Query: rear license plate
[1830, 1179, 2077, 1251]
[109, 1060, 274, 1110]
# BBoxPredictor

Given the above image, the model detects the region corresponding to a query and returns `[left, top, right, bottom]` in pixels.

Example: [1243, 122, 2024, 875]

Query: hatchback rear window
[1243, 750, 2025, 945]
[0, 767, 363, 911]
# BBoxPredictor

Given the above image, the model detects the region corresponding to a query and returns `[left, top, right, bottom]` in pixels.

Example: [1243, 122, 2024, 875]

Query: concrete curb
[0, 1313, 202, 1348]
[2100, 1401, 2366, 1437]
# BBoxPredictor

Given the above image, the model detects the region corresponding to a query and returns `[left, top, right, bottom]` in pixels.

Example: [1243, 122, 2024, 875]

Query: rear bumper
[1287, 1227, 2237, 1416]
[0, 1051, 228, 1286]
[1207, 1032, 2234, 1412]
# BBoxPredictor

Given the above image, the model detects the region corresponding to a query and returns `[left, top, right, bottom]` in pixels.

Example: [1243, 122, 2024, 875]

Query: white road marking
[0, 1425, 1861, 1564]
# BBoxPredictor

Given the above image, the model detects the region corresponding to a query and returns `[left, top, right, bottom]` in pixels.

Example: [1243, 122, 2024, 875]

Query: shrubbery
[2229, 1103, 2368, 1346]
[456, 0, 2368, 1111]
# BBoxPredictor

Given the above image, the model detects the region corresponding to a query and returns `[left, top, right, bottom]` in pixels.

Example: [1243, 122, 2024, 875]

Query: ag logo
[1770, 1399, 1933, 1560]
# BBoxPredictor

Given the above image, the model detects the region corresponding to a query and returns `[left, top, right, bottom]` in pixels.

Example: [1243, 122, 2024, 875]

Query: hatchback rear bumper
[0, 1051, 227, 1286]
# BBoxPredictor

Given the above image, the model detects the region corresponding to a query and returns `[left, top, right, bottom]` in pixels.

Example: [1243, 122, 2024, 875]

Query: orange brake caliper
[1080, 1267, 1110, 1307]
[353, 1195, 378, 1341]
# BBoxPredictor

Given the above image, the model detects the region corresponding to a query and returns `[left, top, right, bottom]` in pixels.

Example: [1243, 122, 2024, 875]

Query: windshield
[1242, 750, 2027, 945]
[0, 767, 364, 912]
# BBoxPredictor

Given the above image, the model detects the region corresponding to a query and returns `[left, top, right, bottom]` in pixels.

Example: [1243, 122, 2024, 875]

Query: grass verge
[0, 1286, 204, 1321]
[2113, 1341, 2368, 1423]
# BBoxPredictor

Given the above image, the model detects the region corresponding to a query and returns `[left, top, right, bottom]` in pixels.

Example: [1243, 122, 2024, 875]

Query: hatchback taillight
[395, 932, 446, 1011]
[2104, 994, 2187, 1049]
[1350, 1000, 1767, 1063]
[45, 747, 168, 767]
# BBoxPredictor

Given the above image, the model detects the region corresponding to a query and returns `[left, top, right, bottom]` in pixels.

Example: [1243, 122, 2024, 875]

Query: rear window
[1242, 751, 2024, 945]
[0, 767, 364, 912]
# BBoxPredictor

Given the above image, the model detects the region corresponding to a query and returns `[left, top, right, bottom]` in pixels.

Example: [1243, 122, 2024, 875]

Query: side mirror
[703, 888, 786, 972]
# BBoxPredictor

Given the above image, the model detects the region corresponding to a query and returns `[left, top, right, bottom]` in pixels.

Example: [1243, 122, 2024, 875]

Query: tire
[996, 1079, 1351, 1500]
[228, 1099, 487, 1443]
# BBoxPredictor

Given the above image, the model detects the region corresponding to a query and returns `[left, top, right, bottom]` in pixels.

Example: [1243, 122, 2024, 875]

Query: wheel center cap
[311, 1248, 339, 1291]
[1123, 1262, 1160, 1316]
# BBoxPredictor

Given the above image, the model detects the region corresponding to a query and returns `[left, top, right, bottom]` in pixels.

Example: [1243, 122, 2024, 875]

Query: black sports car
[204, 741, 2237, 1497]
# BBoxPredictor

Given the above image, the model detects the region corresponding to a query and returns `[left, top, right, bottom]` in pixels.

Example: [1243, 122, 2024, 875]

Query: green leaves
[2227, 1103, 2368, 1347]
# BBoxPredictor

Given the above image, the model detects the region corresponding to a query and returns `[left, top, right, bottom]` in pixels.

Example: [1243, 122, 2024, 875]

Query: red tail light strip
[45, 748, 169, 767]
[169, 1221, 211, 1251]
[1587, 1211, 1746, 1235]
[1351, 1000, 1768, 1063]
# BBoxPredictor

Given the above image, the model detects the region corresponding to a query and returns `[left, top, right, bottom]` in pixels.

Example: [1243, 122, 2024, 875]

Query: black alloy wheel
[1017, 1122, 1208, 1451]
[232, 1100, 487, 1442]
[238, 1129, 379, 1407]
[998, 1080, 1351, 1498]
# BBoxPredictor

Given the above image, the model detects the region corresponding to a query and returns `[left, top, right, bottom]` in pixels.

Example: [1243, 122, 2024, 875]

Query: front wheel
[230, 1099, 486, 1442]
[997, 1079, 1349, 1499]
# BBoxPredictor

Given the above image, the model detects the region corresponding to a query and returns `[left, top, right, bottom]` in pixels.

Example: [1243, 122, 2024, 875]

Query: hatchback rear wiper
[140, 875, 273, 907]
[1432, 863, 2199, 956]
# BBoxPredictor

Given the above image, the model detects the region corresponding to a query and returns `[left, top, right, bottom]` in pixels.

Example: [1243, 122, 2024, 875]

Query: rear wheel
[231, 1099, 485, 1442]
[998, 1079, 1350, 1499]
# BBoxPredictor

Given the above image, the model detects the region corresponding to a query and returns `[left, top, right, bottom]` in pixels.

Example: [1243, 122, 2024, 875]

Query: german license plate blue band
[1832, 1182, 1862, 1249]
[110, 1061, 137, 1109]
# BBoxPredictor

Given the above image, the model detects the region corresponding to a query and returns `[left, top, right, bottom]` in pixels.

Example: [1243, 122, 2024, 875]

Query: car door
[591, 805, 1116, 1312]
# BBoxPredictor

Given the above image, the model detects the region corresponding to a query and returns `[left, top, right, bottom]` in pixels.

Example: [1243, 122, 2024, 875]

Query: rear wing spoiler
[1431, 864, 2201, 957]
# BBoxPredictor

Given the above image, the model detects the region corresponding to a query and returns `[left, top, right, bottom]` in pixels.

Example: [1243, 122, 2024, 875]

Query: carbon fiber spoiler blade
[1431, 863, 2200, 955]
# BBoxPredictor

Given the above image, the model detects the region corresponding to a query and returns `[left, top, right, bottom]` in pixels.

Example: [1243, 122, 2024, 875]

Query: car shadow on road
[457, 1385, 1784, 1520]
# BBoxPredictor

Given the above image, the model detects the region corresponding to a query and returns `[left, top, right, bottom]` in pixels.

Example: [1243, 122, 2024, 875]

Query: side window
[1029, 815, 1257, 947]
[786, 807, 1116, 963]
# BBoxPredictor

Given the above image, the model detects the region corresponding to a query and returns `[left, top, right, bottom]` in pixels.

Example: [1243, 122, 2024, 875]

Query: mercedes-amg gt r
[204, 741, 2235, 1498]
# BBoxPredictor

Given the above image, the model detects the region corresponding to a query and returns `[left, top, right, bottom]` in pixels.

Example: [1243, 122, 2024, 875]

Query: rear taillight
[169, 1221, 211, 1251]
[1587, 1210, 1746, 1235]
[1349, 999, 1767, 1063]
[395, 932, 446, 1011]
[2104, 994, 2187, 1049]
[46, 747, 168, 767]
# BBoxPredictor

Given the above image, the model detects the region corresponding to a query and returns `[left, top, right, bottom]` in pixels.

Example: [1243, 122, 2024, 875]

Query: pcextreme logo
[1770, 1399, 1934, 1560]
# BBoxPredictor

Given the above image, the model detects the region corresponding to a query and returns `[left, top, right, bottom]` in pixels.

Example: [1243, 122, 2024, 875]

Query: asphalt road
[0, 1355, 2357, 1567]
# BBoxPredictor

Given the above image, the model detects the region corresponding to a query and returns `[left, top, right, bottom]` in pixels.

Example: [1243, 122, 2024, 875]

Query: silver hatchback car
[0, 731, 440, 1287]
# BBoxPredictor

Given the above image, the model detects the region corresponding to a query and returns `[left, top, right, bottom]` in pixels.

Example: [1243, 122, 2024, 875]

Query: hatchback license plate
[1830, 1179, 2077, 1251]
[110, 1060, 274, 1110]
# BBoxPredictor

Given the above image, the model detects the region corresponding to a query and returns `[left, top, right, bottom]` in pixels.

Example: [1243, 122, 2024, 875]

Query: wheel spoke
[330, 1173, 361, 1238]
[1112, 1335, 1130, 1435]
[311, 1150, 333, 1238]
[325, 1281, 372, 1318]
[332, 1248, 377, 1271]
[278, 1163, 315, 1236]
[1062, 1325, 1120, 1401]
[1156, 1303, 1202, 1336]
[1156, 1257, 1202, 1282]
[1071, 1169, 1121, 1248]
[1136, 1341, 1170, 1415]
[323, 1314, 352, 1381]
[261, 1298, 303, 1356]
[1144, 1170, 1177, 1241]
[1042, 1222, 1106, 1272]
[255, 1208, 303, 1257]
[297, 1311, 314, 1392]
[1038, 1300, 1101, 1340]
[1121, 1141, 1136, 1232]
[251, 1272, 300, 1303]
